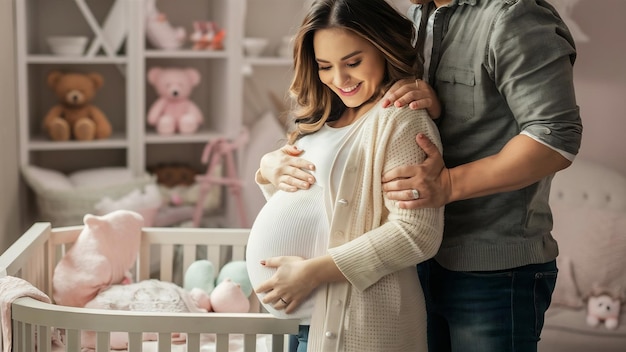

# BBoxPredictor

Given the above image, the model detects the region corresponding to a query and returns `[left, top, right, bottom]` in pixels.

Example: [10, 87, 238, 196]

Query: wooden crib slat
[183, 244, 196, 274]
[128, 332, 142, 352]
[216, 333, 229, 352]
[66, 329, 80, 351]
[244, 334, 257, 352]
[158, 332, 172, 352]
[207, 245, 220, 276]
[271, 334, 286, 352]
[160, 244, 174, 281]
[24, 323, 33, 351]
[96, 331, 110, 351]
[13, 320, 22, 350]
[187, 332, 201, 352]
[38, 325, 50, 352]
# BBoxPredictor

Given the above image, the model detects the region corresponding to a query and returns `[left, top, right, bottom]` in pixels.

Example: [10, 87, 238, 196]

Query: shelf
[27, 132, 128, 151]
[26, 55, 128, 65]
[245, 56, 292, 66]
[144, 50, 229, 59]
[144, 131, 225, 144]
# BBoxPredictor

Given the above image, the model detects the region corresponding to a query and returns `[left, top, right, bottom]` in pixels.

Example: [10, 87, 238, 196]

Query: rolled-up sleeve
[489, 0, 582, 156]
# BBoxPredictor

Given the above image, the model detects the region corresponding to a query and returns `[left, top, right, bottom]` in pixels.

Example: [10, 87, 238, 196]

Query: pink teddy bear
[147, 67, 204, 135]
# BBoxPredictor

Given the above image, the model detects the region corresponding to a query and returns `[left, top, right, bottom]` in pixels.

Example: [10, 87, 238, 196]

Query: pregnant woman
[246, 0, 444, 351]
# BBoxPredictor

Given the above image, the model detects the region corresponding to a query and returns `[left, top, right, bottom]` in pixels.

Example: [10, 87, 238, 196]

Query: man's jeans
[418, 259, 557, 352]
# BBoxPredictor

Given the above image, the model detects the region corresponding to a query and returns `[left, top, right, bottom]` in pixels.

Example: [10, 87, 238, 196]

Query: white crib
[0, 223, 299, 352]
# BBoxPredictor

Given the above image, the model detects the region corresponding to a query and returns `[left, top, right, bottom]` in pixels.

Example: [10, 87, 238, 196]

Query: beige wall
[0, 0, 23, 252]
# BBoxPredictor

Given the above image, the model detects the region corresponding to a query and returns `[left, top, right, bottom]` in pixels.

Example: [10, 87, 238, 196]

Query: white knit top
[246, 122, 359, 324]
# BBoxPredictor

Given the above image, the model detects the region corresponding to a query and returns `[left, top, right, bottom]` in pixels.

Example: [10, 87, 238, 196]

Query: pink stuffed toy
[147, 67, 204, 135]
[52, 210, 144, 307]
[210, 278, 250, 313]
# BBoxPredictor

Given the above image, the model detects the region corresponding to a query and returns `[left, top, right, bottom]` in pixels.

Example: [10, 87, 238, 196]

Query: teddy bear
[52, 210, 144, 307]
[43, 70, 112, 141]
[147, 66, 204, 135]
[586, 283, 623, 329]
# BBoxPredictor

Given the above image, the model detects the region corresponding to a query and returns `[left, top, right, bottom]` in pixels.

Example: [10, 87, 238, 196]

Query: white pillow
[21, 165, 73, 191]
[69, 167, 135, 188]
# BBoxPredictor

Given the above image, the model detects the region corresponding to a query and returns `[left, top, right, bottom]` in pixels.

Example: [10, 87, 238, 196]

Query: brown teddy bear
[43, 71, 112, 141]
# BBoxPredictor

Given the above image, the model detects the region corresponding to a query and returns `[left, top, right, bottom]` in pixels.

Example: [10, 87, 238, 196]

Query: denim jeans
[418, 259, 557, 352]
[288, 325, 309, 352]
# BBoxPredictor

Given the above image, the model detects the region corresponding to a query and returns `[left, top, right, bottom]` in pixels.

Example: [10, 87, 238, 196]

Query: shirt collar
[451, 0, 478, 6]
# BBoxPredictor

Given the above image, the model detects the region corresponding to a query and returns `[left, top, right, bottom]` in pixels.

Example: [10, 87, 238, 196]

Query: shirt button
[335, 231, 344, 237]
[335, 300, 342, 306]
[325, 331, 336, 339]
[337, 199, 348, 205]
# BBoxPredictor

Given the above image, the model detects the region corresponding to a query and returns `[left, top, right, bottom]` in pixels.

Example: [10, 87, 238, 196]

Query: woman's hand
[255, 256, 317, 314]
[382, 133, 450, 209]
[381, 78, 441, 119]
[257, 145, 317, 192]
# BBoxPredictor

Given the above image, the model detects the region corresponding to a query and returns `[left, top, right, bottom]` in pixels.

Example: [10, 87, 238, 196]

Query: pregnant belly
[246, 185, 328, 321]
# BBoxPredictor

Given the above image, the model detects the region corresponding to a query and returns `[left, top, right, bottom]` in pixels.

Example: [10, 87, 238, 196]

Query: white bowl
[242, 37, 269, 57]
[47, 36, 88, 56]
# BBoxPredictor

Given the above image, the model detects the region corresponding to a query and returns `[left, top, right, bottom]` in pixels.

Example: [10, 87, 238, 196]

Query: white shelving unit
[14, 0, 308, 226]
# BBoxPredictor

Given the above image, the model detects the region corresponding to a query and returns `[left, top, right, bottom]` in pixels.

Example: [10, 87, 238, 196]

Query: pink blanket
[0, 276, 51, 352]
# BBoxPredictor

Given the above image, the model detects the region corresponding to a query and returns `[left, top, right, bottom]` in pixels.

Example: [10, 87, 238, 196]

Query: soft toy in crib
[147, 66, 204, 135]
[184, 260, 252, 313]
[52, 210, 144, 307]
[586, 283, 623, 329]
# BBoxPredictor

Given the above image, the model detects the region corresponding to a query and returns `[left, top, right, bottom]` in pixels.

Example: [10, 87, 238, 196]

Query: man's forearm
[448, 134, 572, 202]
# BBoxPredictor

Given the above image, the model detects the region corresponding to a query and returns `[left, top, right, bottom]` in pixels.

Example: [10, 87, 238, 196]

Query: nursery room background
[1, 0, 624, 246]
[0, 0, 624, 351]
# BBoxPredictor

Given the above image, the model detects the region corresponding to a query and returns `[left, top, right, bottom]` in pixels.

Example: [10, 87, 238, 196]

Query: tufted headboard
[550, 158, 626, 212]
[549, 158, 626, 306]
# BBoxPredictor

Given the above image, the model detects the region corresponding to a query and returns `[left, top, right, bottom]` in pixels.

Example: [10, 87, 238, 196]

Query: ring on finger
[280, 297, 289, 305]
[411, 189, 420, 200]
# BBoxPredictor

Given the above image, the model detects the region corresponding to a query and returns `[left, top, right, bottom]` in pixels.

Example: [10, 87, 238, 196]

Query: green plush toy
[183, 259, 215, 294]
[216, 260, 253, 297]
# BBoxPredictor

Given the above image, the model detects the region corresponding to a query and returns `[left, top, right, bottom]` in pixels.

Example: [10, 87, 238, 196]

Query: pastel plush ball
[216, 261, 253, 297]
[183, 260, 215, 294]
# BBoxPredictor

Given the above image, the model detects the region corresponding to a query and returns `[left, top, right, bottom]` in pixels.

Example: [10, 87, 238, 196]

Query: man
[378, 1, 583, 351]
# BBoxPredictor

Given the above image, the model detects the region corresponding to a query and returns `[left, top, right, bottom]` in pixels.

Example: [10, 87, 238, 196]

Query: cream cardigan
[259, 104, 444, 351]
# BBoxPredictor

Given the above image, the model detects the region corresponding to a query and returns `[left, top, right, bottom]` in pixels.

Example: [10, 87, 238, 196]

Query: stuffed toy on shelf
[43, 70, 112, 141]
[190, 21, 226, 51]
[147, 66, 204, 135]
[144, 0, 186, 50]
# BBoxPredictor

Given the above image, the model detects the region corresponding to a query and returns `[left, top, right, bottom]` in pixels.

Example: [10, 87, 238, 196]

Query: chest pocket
[436, 68, 475, 122]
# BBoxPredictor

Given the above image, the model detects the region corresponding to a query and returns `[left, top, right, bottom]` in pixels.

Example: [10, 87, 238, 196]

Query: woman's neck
[329, 100, 376, 128]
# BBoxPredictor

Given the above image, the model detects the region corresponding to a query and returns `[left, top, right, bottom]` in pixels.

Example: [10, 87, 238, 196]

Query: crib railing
[1, 223, 299, 352]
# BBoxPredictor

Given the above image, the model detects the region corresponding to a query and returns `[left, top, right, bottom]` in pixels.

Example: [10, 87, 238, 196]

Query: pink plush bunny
[147, 67, 204, 135]
[52, 210, 144, 307]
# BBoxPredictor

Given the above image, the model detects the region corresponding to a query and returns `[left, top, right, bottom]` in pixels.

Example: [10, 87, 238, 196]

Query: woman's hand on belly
[256, 256, 316, 314]
[256, 254, 346, 313]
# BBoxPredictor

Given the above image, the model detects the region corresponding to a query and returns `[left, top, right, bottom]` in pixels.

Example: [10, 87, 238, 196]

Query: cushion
[21, 165, 73, 191]
[69, 167, 135, 188]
